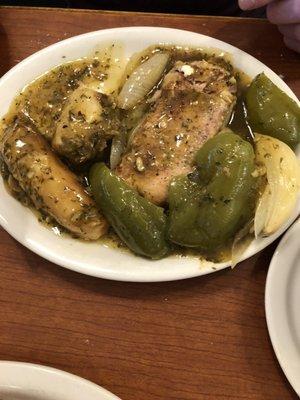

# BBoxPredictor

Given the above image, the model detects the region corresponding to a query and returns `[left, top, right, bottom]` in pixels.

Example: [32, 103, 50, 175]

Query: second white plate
[265, 220, 300, 396]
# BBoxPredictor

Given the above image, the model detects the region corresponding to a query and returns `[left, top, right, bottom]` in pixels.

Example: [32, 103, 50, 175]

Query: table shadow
[0, 23, 11, 77]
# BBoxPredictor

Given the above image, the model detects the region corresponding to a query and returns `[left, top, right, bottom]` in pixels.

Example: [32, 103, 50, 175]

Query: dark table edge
[0, 5, 267, 23]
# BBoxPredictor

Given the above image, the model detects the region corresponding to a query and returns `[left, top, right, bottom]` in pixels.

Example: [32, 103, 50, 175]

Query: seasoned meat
[1, 123, 108, 240]
[52, 85, 121, 164]
[116, 60, 237, 204]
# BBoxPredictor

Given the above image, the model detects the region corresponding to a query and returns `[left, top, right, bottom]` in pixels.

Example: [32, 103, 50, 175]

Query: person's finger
[267, 0, 300, 25]
[278, 24, 300, 41]
[238, 0, 273, 11]
[283, 36, 300, 53]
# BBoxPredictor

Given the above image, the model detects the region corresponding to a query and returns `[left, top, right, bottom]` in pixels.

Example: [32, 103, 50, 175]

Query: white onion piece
[110, 133, 127, 170]
[117, 53, 169, 110]
[231, 220, 254, 268]
[254, 134, 300, 238]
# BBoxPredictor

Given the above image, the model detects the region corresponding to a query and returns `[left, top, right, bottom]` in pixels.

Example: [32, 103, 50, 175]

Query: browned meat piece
[1, 123, 108, 240]
[116, 60, 237, 204]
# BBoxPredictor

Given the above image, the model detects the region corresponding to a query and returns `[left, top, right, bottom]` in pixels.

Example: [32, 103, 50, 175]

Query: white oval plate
[265, 220, 300, 396]
[0, 27, 299, 282]
[0, 361, 120, 400]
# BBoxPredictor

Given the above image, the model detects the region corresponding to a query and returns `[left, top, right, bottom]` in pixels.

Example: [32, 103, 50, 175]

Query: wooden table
[0, 6, 299, 400]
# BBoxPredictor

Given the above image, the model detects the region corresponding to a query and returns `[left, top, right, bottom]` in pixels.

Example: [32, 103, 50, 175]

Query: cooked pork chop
[116, 60, 237, 205]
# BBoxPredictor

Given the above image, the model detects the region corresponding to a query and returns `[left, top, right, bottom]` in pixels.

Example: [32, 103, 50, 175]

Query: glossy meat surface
[116, 60, 237, 204]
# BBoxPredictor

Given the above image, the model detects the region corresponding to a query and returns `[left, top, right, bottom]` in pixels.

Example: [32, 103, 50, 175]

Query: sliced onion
[117, 53, 169, 110]
[231, 220, 254, 268]
[110, 133, 127, 170]
[254, 134, 300, 237]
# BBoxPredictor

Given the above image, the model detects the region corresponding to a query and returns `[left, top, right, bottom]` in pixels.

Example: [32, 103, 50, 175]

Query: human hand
[238, 0, 300, 53]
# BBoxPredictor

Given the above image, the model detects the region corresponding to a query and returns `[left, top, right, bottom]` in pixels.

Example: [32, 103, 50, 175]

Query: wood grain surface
[0, 7, 299, 400]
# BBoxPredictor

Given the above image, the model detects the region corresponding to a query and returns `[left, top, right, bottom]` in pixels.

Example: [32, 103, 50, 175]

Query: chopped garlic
[135, 156, 145, 172]
[180, 65, 194, 77]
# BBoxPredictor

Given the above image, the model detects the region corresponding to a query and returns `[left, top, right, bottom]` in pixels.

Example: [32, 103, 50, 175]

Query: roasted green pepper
[167, 132, 256, 253]
[89, 163, 169, 259]
[246, 73, 300, 148]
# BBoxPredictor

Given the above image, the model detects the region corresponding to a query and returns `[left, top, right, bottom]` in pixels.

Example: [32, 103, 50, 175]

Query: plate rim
[265, 219, 300, 396]
[0, 26, 299, 282]
[0, 360, 121, 400]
